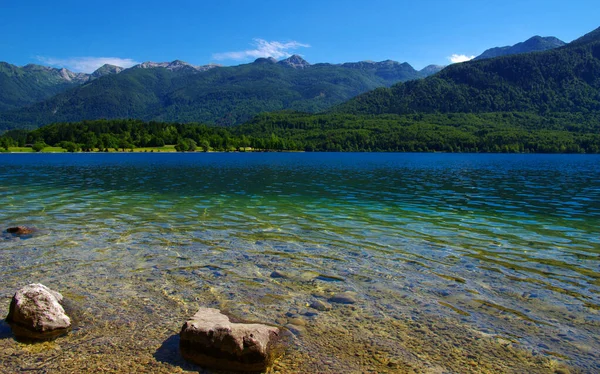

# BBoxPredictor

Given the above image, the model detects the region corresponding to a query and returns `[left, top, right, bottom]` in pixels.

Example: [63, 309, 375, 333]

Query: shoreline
[2, 149, 600, 155]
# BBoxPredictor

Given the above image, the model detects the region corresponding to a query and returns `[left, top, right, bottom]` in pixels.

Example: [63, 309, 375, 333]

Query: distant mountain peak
[168, 60, 196, 70]
[18, 64, 88, 83]
[474, 35, 565, 60]
[420, 65, 445, 75]
[133, 60, 218, 72]
[523, 35, 564, 47]
[91, 64, 124, 79]
[22, 64, 54, 72]
[341, 60, 403, 68]
[253, 57, 277, 64]
[54, 68, 88, 83]
[278, 55, 311, 68]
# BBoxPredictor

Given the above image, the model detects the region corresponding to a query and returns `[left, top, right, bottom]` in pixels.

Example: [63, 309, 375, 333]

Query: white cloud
[213, 38, 310, 61]
[448, 54, 476, 64]
[36, 56, 140, 73]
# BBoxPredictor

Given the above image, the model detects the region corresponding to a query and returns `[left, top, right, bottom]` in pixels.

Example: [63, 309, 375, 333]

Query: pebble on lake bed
[179, 307, 283, 372]
[328, 291, 358, 305]
[310, 300, 332, 311]
[5, 283, 71, 341]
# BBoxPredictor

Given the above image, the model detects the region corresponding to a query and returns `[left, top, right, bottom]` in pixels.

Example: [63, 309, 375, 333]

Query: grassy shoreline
[0, 145, 283, 153]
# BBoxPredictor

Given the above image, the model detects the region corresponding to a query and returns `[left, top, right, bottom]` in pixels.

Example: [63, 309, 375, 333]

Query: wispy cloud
[213, 39, 310, 61]
[36, 56, 140, 73]
[448, 54, 475, 64]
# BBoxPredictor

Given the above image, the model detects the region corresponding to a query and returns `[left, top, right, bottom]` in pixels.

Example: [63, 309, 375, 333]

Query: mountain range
[0, 31, 581, 132]
[0, 62, 125, 113]
[335, 26, 600, 115]
[0, 56, 439, 131]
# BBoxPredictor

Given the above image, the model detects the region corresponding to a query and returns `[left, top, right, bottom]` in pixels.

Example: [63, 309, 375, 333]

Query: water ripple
[0, 153, 599, 370]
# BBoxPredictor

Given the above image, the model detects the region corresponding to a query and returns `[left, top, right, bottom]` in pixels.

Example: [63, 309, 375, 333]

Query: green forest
[336, 35, 600, 116]
[0, 58, 428, 131]
[2, 111, 599, 153]
[2, 28, 600, 154]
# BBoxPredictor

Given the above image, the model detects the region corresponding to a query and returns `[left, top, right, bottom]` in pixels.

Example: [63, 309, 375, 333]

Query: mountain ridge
[474, 35, 566, 60]
[334, 26, 600, 116]
[0, 62, 127, 113]
[3, 26, 598, 133]
[0, 56, 435, 131]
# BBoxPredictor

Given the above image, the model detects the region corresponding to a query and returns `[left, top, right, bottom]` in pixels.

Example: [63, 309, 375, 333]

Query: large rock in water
[179, 308, 281, 372]
[6, 284, 71, 340]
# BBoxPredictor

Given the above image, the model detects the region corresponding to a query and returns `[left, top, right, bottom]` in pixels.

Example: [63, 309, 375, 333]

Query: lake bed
[0, 153, 598, 373]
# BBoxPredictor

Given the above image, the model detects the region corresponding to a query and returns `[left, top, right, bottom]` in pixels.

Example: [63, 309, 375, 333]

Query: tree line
[1, 111, 599, 153]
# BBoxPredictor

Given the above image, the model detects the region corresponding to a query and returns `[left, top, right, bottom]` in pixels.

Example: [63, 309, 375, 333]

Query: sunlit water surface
[0, 153, 598, 373]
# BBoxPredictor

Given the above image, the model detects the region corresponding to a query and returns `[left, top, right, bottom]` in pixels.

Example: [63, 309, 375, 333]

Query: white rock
[6, 283, 71, 340]
[180, 307, 281, 372]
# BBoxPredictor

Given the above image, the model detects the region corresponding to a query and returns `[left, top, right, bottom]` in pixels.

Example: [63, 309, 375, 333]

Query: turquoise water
[0, 153, 599, 372]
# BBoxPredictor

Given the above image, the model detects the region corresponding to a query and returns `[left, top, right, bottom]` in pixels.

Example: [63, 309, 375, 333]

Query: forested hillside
[0, 57, 429, 131]
[336, 27, 600, 115]
[0, 63, 87, 112]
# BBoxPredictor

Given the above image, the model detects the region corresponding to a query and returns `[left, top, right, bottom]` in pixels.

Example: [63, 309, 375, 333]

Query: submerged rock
[6, 226, 35, 236]
[284, 323, 306, 337]
[310, 300, 332, 311]
[6, 284, 71, 340]
[269, 270, 318, 281]
[179, 307, 282, 372]
[270, 270, 287, 279]
[329, 291, 358, 305]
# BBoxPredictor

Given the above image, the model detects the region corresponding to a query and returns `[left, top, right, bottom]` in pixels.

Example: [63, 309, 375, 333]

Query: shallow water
[0, 153, 598, 373]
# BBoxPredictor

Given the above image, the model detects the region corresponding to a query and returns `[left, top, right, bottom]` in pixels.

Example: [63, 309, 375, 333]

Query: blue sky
[1, 0, 599, 73]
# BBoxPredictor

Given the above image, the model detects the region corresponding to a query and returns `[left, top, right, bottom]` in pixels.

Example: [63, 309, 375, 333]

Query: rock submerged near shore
[5, 226, 36, 236]
[4, 283, 286, 371]
[5, 283, 71, 341]
[179, 308, 283, 372]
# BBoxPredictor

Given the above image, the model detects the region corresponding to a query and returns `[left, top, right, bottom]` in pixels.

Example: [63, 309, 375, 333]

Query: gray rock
[270, 270, 318, 282]
[6, 284, 71, 340]
[179, 307, 281, 372]
[328, 291, 358, 304]
[309, 300, 332, 311]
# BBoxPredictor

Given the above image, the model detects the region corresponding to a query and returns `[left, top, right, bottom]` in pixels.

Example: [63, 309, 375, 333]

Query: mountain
[570, 26, 600, 46]
[90, 64, 124, 79]
[278, 54, 311, 68]
[132, 60, 218, 72]
[419, 64, 445, 75]
[339, 60, 424, 82]
[335, 26, 600, 116]
[0, 63, 86, 112]
[0, 62, 123, 113]
[474, 36, 565, 60]
[0, 56, 434, 131]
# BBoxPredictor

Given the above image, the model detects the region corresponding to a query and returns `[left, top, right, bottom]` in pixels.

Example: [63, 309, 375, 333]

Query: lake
[0, 153, 598, 373]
